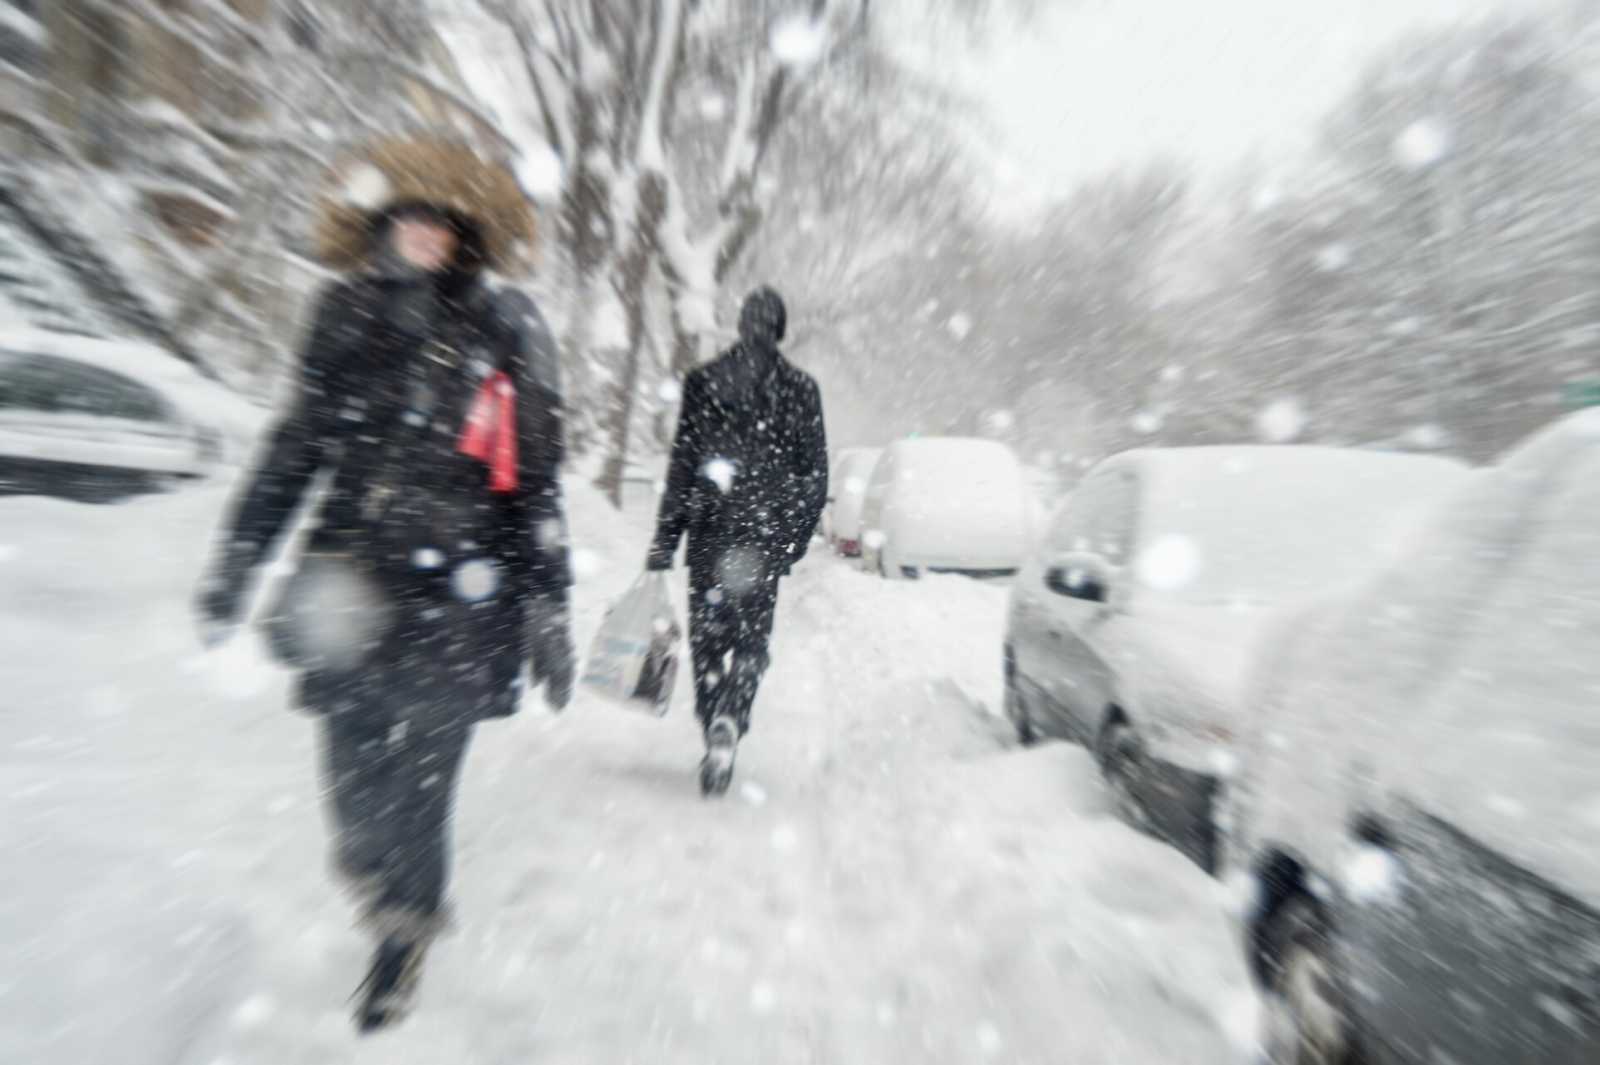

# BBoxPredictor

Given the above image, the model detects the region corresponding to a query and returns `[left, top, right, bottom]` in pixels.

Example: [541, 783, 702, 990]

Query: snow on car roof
[1108, 444, 1465, 505]
[889, 435, 1018, 464]
[1104, 445, 1470, 605]
[0, 328, 210, 388]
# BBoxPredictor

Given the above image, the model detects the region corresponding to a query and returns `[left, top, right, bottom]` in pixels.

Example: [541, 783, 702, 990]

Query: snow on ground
[0, 473, 1256, 1065]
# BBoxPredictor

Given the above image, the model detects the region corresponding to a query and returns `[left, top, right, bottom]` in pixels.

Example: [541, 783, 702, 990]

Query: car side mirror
[1044, 554, 1118, 606]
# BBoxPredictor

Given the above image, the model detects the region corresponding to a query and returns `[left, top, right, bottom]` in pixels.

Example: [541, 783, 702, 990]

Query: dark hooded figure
[194, 138, 575, 1031]
[646, 286, 828, 795]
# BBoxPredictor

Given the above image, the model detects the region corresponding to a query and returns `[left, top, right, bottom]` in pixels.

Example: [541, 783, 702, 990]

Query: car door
[1009, 503, 1066, 734]
[1338, 806, 1592, 1065]
[1032, 467, 1139, 744]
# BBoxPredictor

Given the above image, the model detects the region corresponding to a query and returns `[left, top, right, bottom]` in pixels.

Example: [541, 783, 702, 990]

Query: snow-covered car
[0, 329, 261, 502]
[1228, 412, 1600, 1065]
[859, 437, 1034, 579]
[1004, 445, 1469, 872]
[825, 446, 881, 556]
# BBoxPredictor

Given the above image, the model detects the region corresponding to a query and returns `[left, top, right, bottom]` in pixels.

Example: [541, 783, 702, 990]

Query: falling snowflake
[716, 546, 765, 596]
[537, 520, 566, 550]
[1160, 364, 1185, 383]
[0, 544, 15, 564]
[976, 1021, 1004, 1056]
[1209, 748, 1239, 779]
[749, 982, 778, 1014]
[571, 548, 604, 579]
[412, 547, 445, 571]
[1251, 185, 1282, 213]
[1343, 843, 1403, 905]
[657, 378, 682, 403]
[1256, 398, 1307, 443]
[1136, 534, 1202, 592]
[1404, 424, 1448, 450]
[698, 93, 727, 121]
[341, 163, 391, 211]
[770, 823, 799, 852]
[1131, 409, 1163, 435]
[947, 312, 973, 341]
[862, 530, 887, 551]
[770, 15, 828, 67]
[703, 457, 736, 493]
[1485, 794, 1525, 818]
[1393, 118, 1452, 172]
[1315, 243, 1352, 272]
[514, 144, 564, 202]
[451, 558, 499, 603]
[982, 409, 1015, 434]
[231, 994, 277, 1031]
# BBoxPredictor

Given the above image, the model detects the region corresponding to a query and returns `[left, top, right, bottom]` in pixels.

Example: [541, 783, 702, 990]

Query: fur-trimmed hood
[315, 137, 535, 274]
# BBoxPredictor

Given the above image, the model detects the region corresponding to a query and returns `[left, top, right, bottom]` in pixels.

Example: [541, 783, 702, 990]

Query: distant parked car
[0, 329, 261, 502]
[826, 446, 881, 556]
[1229, 412, 1600, 1065]
[1003, 446, 1469, 872]
[859, 437, 1034, 579]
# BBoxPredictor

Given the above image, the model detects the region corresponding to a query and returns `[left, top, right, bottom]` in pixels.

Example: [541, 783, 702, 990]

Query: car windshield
[0, 350, 176, 424]
[1137, 453, 1469, 606]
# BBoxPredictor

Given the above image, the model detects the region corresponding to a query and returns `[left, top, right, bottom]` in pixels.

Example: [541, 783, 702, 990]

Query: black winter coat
[218, 274, 571, 719]
[649, 341, 828, 577]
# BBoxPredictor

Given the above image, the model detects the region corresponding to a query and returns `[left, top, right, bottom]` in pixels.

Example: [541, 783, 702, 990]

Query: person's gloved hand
[528, 593, 576, 712]
[195, 542, 255, 649]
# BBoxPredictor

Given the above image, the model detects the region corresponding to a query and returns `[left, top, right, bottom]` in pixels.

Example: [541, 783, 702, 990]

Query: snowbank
[0, 473, 1254, 1064]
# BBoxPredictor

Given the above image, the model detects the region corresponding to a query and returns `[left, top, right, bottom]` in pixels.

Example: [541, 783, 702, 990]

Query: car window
[1049, 470, 1137, 563]
[0, 351, 176, 424]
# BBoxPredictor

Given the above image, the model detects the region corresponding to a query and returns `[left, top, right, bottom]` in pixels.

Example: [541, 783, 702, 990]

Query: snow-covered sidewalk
[0, 478, 1256, 1065]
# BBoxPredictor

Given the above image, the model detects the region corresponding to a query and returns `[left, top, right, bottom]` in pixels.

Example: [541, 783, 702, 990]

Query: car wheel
[1097, 718, 1149, 828]
[1263, 896, 1360, 1065]
[1004, 673, 1037, 746]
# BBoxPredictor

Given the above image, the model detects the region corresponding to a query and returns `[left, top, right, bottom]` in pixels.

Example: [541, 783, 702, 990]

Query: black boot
[699, 715, 738, 797]
[354, 935, 427, 1033]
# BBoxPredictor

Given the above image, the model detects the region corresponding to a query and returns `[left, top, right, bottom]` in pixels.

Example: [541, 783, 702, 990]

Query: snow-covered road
[1, 478, 1257, 1065]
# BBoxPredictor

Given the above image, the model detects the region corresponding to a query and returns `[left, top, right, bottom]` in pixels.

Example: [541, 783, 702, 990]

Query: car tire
[1097, 718, 1149, 829]
[1262, 896, 1362, 1065]
[1004, 674, 1037, 746]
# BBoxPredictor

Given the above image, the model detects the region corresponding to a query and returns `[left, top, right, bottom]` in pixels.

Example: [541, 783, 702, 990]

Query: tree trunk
[595, 171, 669, 508]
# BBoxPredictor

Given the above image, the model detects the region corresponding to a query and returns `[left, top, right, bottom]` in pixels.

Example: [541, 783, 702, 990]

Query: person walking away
[646, 287, 827, 796]
[194, 138, 575, 1032]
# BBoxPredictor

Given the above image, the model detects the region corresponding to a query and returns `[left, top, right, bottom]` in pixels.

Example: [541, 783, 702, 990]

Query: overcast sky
[920, 0, 1551, 215]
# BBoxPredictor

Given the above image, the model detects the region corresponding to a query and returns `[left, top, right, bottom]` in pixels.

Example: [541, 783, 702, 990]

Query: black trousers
[320, 704, 473, 936]
[687, 563, 781, 737]
[305, 573, 526, 938]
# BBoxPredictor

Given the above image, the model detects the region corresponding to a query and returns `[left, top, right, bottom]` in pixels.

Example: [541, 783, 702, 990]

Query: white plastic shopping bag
[580, 571, 682, 716]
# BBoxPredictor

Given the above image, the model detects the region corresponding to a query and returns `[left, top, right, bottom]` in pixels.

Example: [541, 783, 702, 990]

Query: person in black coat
[646, 286, 828, 796]
[194, 137, 575, 1031]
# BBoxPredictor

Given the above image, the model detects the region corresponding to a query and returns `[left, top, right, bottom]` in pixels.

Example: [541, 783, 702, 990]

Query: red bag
[458, 370, 519, 492]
